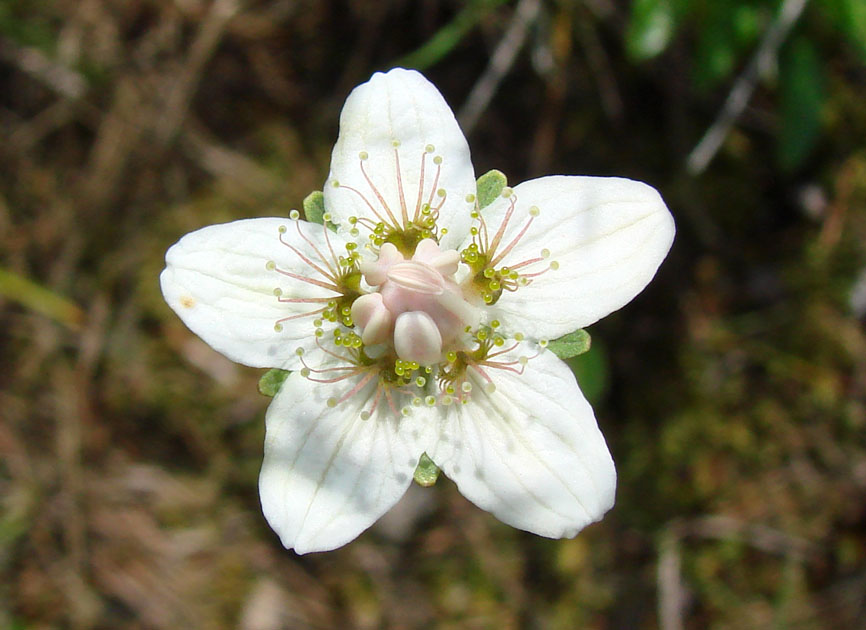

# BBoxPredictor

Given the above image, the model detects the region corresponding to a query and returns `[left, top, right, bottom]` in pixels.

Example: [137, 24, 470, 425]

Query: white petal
[260, 370, 430, 554]
[160, 218, 347, 369]
[428, 346, 616, 538]
[324, 68, 476, 250]
[478, 176, 675, 339]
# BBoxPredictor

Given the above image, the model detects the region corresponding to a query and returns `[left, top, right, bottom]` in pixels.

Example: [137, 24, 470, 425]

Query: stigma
[352, 239, 479, 365]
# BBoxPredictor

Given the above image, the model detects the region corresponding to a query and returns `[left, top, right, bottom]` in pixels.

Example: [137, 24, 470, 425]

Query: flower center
[351, 239, 479, 365]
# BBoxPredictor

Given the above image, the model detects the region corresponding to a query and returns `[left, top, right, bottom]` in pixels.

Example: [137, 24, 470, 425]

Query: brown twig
[458, 0, 542, 133]
[686, 0, 810, 175]
[155, 0, 241, 145]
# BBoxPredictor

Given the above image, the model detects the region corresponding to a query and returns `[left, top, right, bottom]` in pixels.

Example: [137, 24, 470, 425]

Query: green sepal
[413, 452, 440, 487]
[547, 329, 591, 359]
[476, 169, 507, 209]
[302, 190, 326, 225]
[258, 368, 290, 397]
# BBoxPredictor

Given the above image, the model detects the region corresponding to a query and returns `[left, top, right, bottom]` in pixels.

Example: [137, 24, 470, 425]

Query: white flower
[160, 68, 675, 554]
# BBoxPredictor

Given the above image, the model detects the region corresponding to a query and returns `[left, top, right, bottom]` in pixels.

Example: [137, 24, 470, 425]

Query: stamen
[278, 224, 338, 284]
[425, 157, 442, 211]
[314, 335, 360, 364]
[485, 194, 517, 259]
[335, 370, 378, 405]
[518, 264, 557, 279]
[360, 158, 400, 228]
[301, 369, 364, 385]
[413, 149, 428, 223]
[338, 183, 394, 228]
[506, 256, 544, 271]
[384, 387, 399, 417]
[321, 220, 339, 270]
[270, 264, 339, 292]
[291, 221, 339, 279]
[490, 203, 536, 268]
[485, 341, 520, 360]
[273, 307, 327, 326]
[276, 295, 333, 304]
[393, 148, 409, 227]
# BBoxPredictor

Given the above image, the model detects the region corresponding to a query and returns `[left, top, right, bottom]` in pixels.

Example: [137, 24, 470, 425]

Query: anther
[289, 209, 300, 220]
[433, 156, 443, 165]
[425, 144, 435, 153]
[359, 151, 368, 160]
[529, 206, 540, 217]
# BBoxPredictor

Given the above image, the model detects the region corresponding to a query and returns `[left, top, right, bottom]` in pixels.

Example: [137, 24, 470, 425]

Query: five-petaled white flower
[160, 68, 675, 554]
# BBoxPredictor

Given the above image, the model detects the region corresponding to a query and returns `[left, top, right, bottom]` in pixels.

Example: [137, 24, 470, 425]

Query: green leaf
[822, 0, 866, 61]
[626, 0, 676, 61]
[692, 7, 738, 90]
[0, 267, 84, 331]
[302, 190, 325, 225]
[397, 0, 509, 70]
[413, 452, 440, 487]
[778, 38, 824, 171]
[547, 329, 591, 359]
[258, 368, 290, 397]
[476, 169, 507, 209]
[565, 341, 608, 405]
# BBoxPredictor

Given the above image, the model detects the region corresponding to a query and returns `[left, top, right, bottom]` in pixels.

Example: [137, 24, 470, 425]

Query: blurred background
[2, 0, 866, 628]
